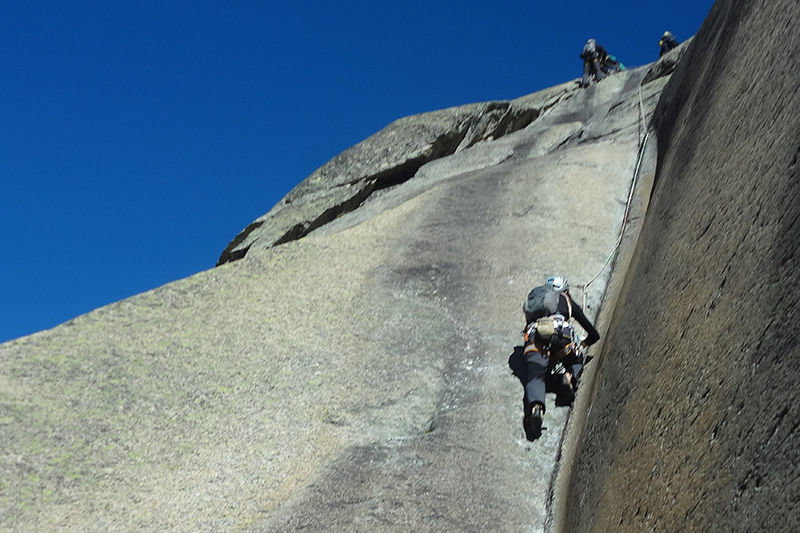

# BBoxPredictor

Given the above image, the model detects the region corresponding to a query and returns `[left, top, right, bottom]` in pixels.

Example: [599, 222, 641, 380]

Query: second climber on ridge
[520, 276, 600, 441]
[579, 39, 624, 88]
[580, 39, 608, 87]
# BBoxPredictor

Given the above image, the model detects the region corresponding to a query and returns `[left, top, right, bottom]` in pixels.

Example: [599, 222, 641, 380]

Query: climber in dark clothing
[580, 38, 609, 87]
[521, 276, 600, 440]
[659, 31, 679, 56]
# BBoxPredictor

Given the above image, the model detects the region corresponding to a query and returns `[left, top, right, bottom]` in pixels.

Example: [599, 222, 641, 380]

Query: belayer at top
[579, 39, 624, 88]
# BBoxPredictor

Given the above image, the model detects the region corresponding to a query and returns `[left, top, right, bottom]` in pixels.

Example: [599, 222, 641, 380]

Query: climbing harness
[522, 313, 577, 361]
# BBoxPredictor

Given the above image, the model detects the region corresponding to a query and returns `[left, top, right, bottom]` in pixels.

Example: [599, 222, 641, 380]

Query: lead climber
[520, 276, 600, 441]
[659, 30, 679, 56]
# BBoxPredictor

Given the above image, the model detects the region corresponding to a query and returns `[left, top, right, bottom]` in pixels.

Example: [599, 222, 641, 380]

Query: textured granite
[0, 46, 681, 531]
[563, 1, 800, 531]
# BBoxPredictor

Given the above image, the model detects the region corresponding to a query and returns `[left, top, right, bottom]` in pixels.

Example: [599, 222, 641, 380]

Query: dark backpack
[523, 285, 561, 324]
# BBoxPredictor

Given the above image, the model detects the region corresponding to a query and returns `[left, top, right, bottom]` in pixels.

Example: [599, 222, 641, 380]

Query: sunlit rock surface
[0, 20, 734, 532]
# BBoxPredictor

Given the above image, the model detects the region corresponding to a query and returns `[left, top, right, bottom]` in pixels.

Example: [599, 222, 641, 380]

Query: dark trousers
[581, 59, 606, 87]
[523, 348, 583, 411]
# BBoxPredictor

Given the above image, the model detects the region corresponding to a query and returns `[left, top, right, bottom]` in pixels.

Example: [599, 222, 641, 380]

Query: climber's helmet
[546, 275, 569, 292]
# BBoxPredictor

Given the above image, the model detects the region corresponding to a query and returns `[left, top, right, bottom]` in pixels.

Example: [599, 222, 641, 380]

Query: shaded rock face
[0, 38, 687, 533]
[565, 1, 800, 532]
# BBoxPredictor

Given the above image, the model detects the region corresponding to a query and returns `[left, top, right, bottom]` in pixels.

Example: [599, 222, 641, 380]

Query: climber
[580, 38, 611, 87]
[603, 53, 626, 73]
[520, 276, 600, 441]
[659, 31, 679, 57]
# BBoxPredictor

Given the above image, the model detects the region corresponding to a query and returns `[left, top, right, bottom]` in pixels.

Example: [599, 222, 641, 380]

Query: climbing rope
[577, 76, 652, 310]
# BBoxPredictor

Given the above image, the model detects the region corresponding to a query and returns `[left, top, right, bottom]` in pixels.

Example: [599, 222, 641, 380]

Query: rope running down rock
[577, 79, 651, 310]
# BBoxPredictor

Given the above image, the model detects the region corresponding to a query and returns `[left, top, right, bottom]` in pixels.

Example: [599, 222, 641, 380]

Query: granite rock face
[2, 73, 669, 532]
[563, 1, 800, 532]
[217, 42, 691, 269]
[0, 29, 706, 533]
[216, 88, 573, 265]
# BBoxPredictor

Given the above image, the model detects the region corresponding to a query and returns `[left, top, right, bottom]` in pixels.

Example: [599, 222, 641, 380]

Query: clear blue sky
[1, 1, 714, 343]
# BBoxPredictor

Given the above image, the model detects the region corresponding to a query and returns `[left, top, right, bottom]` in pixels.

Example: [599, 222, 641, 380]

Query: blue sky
[1, 1, 714, 342]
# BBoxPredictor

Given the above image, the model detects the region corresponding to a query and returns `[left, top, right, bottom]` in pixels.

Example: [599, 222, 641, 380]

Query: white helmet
[546, 275, 569, 292]
[663, 31, 674, 39]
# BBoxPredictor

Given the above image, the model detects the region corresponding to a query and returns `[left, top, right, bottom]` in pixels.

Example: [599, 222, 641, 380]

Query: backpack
[523, 285, 576, 357]
[523, 285, 561, 323]
[606, 55, 626, 70]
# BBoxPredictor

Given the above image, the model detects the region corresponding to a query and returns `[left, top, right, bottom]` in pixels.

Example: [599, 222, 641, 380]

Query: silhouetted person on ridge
[579, 39, 623, 87]
[520, 276, 599, 441]
[580, 39, 606, 87]
[659, 30, 679, 56]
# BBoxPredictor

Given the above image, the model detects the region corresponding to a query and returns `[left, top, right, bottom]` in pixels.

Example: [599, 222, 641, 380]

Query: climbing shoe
[555, 374, 575, 407]
[524, 403, 544, 441]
